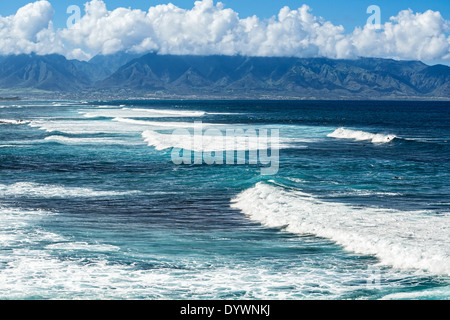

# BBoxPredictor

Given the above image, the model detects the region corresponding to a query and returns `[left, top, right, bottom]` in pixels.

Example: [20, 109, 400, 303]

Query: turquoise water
[0, 100, 449, 300]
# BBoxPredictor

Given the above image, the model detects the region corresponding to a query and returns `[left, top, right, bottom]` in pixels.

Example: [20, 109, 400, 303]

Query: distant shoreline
[10, 95, 450, 102]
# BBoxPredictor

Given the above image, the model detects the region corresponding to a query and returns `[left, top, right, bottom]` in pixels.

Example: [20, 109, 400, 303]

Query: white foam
[127, 108, 206, 117]
[328, 189, 403, 197]
[113, 117, 218, 129]
[381, 287, 450, 300]
[231, 182, 450, 275]
[0, 228, 397, 300]
[0, 119, 29, 125]
[142, 130, 296, 152]
[0, 205, 60, 248]
[0, 201, 433, 299]
[0, 182, 139, 198]
[30, 119, 149, 134]
[328, 128, 397, 144]
[81, 108, 205, 119]
[44, 135, 142, 146]
[0, 253, 339, 299]
[46, 242, 121, 252]
[0, 205, 127, 299]
[285, 177, 308, 184]
[29, 118, 218, 134]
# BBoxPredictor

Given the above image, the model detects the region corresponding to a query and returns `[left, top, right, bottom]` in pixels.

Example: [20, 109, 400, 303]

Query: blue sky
[1, 0, 448, 32]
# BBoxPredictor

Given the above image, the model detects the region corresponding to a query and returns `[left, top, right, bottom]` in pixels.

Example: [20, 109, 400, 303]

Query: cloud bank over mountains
[0, 0, 449, 62]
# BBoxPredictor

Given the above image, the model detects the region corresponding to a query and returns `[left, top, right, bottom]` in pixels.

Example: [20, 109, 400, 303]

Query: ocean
[0, 99, 449, 300]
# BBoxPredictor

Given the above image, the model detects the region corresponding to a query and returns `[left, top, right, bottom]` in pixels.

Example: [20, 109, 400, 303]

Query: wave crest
[231, 182, 450, 275]
[0, 119, 28, 125]
[142, 129, 300, 152]
[328, 128, 397, 144]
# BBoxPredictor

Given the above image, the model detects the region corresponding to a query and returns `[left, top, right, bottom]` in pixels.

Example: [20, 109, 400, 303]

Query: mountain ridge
[0, 52, 448, 100]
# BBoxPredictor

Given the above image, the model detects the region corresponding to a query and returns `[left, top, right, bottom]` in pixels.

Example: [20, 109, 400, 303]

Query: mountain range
[0, 52, 448, 100]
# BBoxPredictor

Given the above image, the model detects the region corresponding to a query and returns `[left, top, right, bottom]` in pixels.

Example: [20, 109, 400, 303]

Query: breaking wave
[231, 182, 450, 275]
[142, 130, 302, 152]
[327, 128, 397, 144]
[81, 108, 205, 119]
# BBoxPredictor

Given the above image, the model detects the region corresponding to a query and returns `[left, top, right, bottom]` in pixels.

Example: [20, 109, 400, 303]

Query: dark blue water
[0, 100, 449, 299]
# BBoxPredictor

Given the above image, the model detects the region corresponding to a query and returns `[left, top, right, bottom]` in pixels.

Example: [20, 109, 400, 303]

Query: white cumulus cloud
[0, 0, 448, 63]
[351, 9, 450, 61]
[0, 1, 64, 55]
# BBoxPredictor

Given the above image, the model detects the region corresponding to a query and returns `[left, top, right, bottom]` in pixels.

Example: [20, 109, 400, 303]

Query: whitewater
[231, 182, 450, 275]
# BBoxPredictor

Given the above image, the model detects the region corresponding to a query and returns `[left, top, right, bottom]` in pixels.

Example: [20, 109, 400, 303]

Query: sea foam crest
[0, 182, 139, 198]
[231, 182, 450, 275]
[0, 119, 29, 125]
[128, 108, 206, 117]
[142, 130, 298, 152]
[79, 108, 205, 118]
[81, 108, 205, 119]
[328, 128, 397, 144]
[44, 135, 142, 146]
